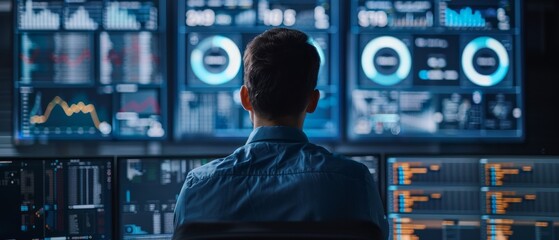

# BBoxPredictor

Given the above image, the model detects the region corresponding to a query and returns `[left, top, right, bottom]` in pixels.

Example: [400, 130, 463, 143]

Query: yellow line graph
[30, 96, 103, 129]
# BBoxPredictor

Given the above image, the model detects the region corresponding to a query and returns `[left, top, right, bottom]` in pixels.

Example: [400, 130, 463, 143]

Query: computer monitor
[117, 156, 217, 239]
[480, 156, 559, 240]
[13, 0, 168, 141]
[386, 155, 481, 239]
[0, 157, 113, 239]
[386, 155, 559, 240]
[174, 0, 341, 141]
[348, 0, 524, 141]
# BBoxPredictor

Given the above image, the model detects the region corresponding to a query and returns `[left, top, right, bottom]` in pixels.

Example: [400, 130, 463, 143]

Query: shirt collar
[246, 126, 309, 144]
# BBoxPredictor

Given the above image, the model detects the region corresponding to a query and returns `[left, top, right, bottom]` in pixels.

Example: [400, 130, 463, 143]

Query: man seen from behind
[174, 28, 388, 239]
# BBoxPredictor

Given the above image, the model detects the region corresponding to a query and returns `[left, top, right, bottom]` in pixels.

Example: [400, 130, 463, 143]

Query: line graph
[50, 49, 91, 67]
[100, 32, 161, 84]
[23, 90, 112, 135]
[19, 33, 93, 84]
[120, 96, 160, 114]
[116, 90, 165, 138]
[20, 46, 91, 66]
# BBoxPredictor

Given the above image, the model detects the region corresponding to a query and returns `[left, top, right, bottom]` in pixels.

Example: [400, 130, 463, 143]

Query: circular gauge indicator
[190, 35, 242, 85]
[462, 37, 510, 87]
[361, 36, 412, 86]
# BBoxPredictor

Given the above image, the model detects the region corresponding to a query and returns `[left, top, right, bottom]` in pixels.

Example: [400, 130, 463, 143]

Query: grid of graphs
[15, 0, 166, 140]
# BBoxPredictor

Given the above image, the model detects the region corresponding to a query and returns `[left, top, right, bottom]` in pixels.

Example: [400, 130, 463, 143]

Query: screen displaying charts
[387, 156, 559, 240]
[18, 87, 113, 139]
[0, 157, 113, 239]
[19, 33, 93, 84]
[175, 0, 340, 141]
[14, 0, 167, 141]
[349, 0, 523, 140]
[118, 157, 214, 239]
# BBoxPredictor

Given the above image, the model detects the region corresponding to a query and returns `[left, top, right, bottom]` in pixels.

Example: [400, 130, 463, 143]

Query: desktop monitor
[386, 155, 559, 240]
[348, 0, 524, 141]
[117, 156, 216, 239]
[0, 157, 113, 239]
[13, 0, 168, 141]
[174, 0, 341, 141]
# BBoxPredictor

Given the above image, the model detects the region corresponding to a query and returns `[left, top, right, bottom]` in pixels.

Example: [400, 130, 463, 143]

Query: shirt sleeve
[173, 172, 195, 229]
[363, 167, 390, 240]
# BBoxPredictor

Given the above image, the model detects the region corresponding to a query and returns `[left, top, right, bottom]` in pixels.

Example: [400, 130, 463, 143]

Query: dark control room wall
[0, 1, 14, 155]
[0, 0, 558, 156]
[523, 0, 559, 154]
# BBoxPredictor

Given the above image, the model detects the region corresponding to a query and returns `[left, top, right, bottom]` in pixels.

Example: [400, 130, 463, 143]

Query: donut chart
[308, 37, 326, 69]
[361, 36, 412, 86]
[461, 37, 510, 87]
[190, 35, 242, 85]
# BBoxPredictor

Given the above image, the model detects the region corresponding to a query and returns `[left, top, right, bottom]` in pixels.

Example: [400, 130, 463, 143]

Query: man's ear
[240, 85, 253, 111]
[306, 89, 320, 113]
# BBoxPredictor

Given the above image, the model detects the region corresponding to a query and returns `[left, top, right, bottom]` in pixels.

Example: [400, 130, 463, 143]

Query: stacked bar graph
[18, 0, 62, 30]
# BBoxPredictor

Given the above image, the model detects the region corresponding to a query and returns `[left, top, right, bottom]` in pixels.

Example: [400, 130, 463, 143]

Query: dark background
[0, 0, 557, 157]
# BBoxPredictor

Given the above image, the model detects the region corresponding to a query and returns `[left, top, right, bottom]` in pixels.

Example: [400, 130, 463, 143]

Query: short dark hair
[243, 28, 320, 120]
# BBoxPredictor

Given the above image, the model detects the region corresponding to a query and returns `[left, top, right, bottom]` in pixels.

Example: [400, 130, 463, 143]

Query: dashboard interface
[118, 156, 213, 239]
[0, 158, 113, 239]
[174, 0, 341, 141]
[12, 0, 524, 142]
[348, 0, 523, 140]
[387, 156, 559, 240]
[14, 0, 168, 141]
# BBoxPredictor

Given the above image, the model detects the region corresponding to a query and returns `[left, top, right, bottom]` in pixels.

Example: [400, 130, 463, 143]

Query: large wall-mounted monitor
[117, 156, 215, 239]
[387, 156, 559, 240]
[13, 0, 168, 142]
[0, 157, 113, 239]
[174, 0, 341, 141]
[348, 0, 524, 141]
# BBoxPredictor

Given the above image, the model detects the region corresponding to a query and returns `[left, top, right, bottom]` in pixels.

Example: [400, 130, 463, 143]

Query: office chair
[172, 221, 383, 240]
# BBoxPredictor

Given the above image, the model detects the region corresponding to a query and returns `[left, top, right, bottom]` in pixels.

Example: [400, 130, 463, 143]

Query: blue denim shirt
[174, 126, 388, 239]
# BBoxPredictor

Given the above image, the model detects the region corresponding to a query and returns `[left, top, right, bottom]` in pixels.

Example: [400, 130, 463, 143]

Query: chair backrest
[172, 221, 383, 240]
